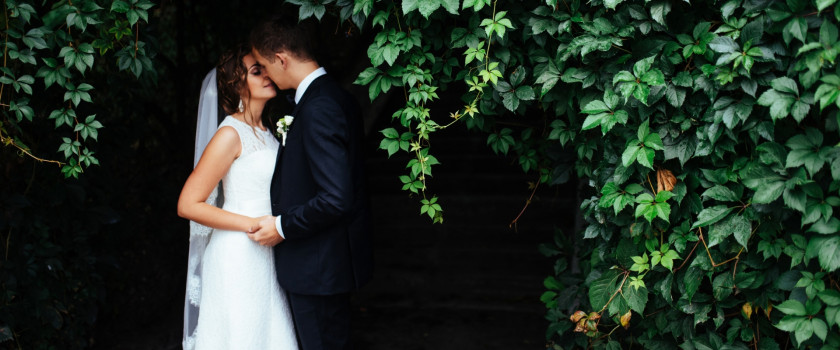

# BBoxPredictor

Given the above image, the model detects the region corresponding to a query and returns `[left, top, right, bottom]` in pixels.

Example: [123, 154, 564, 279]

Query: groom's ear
[275, 53, 286, 69]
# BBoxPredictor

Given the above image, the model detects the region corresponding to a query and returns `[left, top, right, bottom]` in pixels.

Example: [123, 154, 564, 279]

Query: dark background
[1, 1, 576, 348]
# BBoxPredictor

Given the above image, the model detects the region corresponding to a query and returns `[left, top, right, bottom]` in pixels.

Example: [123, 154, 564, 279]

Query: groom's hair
[250, 15, 317, 63]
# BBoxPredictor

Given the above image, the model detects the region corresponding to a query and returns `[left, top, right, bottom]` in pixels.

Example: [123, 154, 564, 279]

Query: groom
[248, 16, 373, 350]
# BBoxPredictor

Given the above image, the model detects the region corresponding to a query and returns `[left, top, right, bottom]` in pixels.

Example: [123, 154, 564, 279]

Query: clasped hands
[247, 215, 284, 247]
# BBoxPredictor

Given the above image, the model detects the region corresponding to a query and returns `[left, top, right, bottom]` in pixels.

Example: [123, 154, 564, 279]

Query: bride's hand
[247, 217, 264, 233]
[247, 215, 285, 247]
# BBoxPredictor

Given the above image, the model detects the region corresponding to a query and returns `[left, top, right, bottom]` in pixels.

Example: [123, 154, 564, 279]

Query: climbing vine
[294, 0, 840, 347]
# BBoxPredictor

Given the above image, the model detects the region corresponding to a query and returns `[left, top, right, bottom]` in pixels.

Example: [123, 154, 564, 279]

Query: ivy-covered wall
[296, 0, 840, 348]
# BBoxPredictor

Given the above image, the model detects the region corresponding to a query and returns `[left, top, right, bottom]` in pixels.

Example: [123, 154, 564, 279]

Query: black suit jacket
[270, 74, 373, 295]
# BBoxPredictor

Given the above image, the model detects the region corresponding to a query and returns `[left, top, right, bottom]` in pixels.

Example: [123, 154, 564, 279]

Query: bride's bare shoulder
[203, 125, 241, 159]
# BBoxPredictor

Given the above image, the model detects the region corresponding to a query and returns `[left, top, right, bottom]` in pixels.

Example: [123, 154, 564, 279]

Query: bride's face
[251, 49, 288, 90]
[242, 54, 276, 101]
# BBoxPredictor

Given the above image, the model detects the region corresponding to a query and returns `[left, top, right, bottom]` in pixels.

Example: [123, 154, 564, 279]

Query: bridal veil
[183, 68, 222, 349]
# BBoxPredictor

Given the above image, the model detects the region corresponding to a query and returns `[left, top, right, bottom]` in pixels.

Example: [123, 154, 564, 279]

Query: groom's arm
[281, 96, 357, 238]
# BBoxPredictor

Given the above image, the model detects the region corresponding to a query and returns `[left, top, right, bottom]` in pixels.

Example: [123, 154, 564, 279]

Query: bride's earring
[237, 99, 244, 113]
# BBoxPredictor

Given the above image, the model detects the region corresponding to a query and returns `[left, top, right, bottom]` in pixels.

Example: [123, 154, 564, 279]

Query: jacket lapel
[292, 74, 327, 116]
[276, 75, 328, 161]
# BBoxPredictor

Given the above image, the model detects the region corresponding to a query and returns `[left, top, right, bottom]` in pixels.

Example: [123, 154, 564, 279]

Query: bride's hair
[216, 44, 251, 115]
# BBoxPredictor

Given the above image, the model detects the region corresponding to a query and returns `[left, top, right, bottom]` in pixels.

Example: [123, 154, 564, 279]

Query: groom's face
[252, 49, 291, 90]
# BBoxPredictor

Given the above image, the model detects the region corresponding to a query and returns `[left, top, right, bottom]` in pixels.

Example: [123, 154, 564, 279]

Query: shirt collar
[294, 67, 327, 104]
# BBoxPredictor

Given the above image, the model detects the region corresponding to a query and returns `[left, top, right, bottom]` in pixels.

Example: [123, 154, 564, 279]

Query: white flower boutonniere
[276, 115, 294, 146]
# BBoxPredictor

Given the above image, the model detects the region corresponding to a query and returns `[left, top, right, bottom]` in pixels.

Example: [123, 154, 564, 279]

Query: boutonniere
[275, 115, 294, 146]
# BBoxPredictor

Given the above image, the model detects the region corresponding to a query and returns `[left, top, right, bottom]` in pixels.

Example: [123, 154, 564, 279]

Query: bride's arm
[177, 126, 257, 232]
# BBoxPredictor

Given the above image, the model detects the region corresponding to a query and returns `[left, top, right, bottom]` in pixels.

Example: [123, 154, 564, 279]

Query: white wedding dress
[188, 116, 298, 349]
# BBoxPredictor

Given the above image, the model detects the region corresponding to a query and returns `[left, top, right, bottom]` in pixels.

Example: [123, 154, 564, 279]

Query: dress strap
[218, 116, 274, 157]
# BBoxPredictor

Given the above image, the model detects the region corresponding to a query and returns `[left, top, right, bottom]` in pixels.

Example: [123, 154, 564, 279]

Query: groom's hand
[248, 215, 284, 247]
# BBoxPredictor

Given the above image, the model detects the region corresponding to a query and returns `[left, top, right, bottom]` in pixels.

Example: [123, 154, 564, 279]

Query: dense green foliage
[295, 0, 840, 348]
[0, 0, 157, 347]
[0, 0, 155, 178]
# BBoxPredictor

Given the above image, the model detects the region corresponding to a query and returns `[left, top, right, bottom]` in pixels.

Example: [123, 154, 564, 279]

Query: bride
[177, 44, 298, 349]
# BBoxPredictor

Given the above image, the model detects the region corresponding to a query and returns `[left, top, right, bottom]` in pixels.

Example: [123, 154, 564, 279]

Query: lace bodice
[218, 116, 279, 215]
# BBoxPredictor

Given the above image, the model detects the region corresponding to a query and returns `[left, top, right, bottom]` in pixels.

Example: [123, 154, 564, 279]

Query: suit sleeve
[281, 96, 355, 238]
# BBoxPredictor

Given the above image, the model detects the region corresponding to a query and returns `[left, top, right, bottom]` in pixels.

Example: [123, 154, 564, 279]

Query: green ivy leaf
[806, 235, 840, 272]
[641, 69, 665, 86]
[784, 17, 808, 45]
[775, 315, 802, 332]
[709, 36, 739, 53]
[794, 316, 814, 344]
[462, 0, 489, 11]
[817, 0, 838, 12]
[757, 90, 796, 121]
[683, 266, 704, 301]
[660, 247, 680, 271]
[807, 217, 840, 234]
[110, 0, 130, 13]
[827, 306, 840, 328]
[815, 75, 840, 111]
[589, 269, 622, 311]
[636, 146, 655, 169]
[622, 285, 648, 314]
[713, 273, 734, 301]
[622, 144, 641, 167]
[665, 84, 686, 107]
[605, 0, 626, 10]
[775, 300, 807, 316]
[812, 318, 828, 342]
[535, 60, 561, 96]
[730, 215, 752, 249]
[297, 0, 327, 20]
[771, 77, 800, 95]
[701, 185, 739, 202]
[649, 1, 671, 27]
[818, 235, 840, 272]
[818, 289, 840, 306]
[693, 205, 734, 228]
[741, 164, 785, 203]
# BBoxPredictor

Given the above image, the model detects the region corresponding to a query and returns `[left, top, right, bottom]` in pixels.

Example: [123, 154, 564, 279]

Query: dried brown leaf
[620, 310, 632, 329]
[570, 310, 586, 323]
[742, 302, 753, 319]
[657, 168, 677, 193]
[574, 320, 586, 333]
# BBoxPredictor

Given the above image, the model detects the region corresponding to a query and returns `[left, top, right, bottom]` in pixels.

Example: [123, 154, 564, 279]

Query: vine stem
[509, 176, 541, 229]
[437, 119, 458, 129]
[390, 1, 409, 103]
[683, 55, 694, 72]
[560, 0, 571, 12]
[0, 128, 63, 166]
[598, 270, 630, 314]
[646, 173, 656, 194]
[698, 227, 744, 267]
[134, 22, 139, 58]
[611, 44, 631, 54]
[484, 0, 497, 72]
[391, 1, 403, 33]
[673, 239, 700, 273]
[599, 324, 622, 341]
